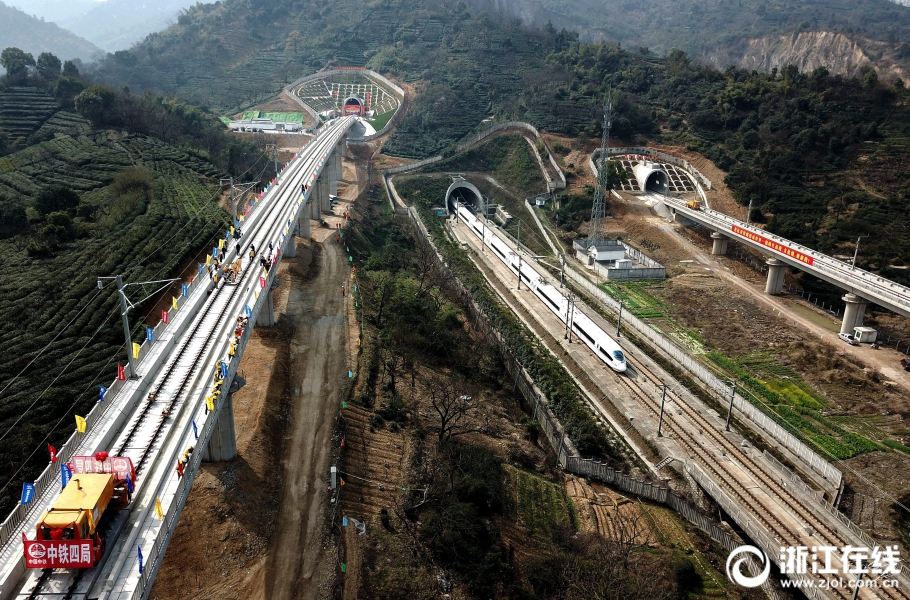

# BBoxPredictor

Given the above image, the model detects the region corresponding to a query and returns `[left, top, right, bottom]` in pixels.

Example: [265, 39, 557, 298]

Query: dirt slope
[259, 241, 346, 600]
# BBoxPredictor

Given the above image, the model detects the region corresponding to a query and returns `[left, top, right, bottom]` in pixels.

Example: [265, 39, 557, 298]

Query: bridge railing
[667, 198, 910, 314]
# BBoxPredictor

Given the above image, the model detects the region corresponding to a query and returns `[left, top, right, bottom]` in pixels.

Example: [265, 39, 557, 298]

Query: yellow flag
[154, 497, 164, 520]
[132, 342, 140, 359]
[350, 273, 354, 280]
[218, 239, 225, 250]
[229, 343, 235, 356]
[172, 296, 178, 310]
[75, 415, 87, 433]
[254, 290, 259, 299]
[205, 396, 215, 411]
[205, 254, 211, 266]
[239, 215, 244, 222]
[262, 268, 267, 278]
[230, 226, 235, 236]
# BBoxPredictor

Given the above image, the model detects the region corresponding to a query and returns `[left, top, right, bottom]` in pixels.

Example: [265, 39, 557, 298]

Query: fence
[560, 263, 845, 493]
[403, 205, 797, 598]
[401, 192, 910, 598]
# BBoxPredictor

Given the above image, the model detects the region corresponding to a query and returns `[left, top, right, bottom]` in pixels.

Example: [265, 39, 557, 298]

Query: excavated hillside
[708, 31, 910, 82]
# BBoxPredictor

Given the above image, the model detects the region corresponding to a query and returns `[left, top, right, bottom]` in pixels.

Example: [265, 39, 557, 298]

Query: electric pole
[565, 292, 576, 342]
[725, 381, 738, 432]
[657, 384, 667, 437]
[265, 144, 279, 180]
[98, 275, 180, 380]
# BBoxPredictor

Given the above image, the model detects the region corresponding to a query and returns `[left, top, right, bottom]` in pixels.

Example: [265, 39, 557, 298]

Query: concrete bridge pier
[711, 232, 729, 255]
[202, 392, 237, 462]
[257, 286, 275, 327]
[318, 175, 330, 212]
[329, 152, 340, 197]
[765, 258, 785, 295]
[298, 211, 311, 240]
[841, 293, 868, 334]
[285, 223, 297, 258]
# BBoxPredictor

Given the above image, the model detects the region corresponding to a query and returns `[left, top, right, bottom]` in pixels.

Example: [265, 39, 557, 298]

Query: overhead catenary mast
[588, 92, 613, 246]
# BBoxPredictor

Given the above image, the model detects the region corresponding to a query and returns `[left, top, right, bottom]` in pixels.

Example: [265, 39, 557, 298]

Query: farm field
[0, 128, 230, 512]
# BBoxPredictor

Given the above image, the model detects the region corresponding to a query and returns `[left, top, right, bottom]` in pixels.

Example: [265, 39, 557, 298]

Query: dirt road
[261, 240, 346, 600]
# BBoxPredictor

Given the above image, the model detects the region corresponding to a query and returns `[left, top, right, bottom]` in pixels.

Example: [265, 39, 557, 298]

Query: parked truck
[24, 454, 135, 569]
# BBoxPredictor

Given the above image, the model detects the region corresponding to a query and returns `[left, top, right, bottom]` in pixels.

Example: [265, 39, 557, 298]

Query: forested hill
[0, 60, 274, 511]
[473, 0, 910, 79]
[91, 0, 910, 283]
[0, 2, 101, 63]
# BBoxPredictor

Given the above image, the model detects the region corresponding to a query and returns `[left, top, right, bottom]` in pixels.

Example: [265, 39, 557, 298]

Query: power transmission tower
[588, 93, 613, 246]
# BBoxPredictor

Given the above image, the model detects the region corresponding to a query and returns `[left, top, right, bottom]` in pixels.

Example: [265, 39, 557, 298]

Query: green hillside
[475, 0, 910, 58]
[0, 73, 274, 511]
[0, 2, 101, 63]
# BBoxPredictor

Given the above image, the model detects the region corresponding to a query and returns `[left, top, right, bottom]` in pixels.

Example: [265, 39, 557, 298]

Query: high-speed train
[455, 203, 627, 373]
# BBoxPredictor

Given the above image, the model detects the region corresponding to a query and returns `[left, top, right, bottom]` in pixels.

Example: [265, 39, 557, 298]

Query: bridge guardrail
[127, 120, 353, 600]
[666, 198, 910, 317]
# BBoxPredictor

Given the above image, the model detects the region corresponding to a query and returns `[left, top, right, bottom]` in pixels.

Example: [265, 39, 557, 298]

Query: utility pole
[220, 177, 236, 225]
[746, 198, 753, 225]
[480, 196, 486, 254]
[616, 298, 624, 338]
[559, 253, 565, 288]
[725, 381, 737, 432]
[516, 252, 523, 290]
[98, 275, 179, 380]
[265, 144, 279, 180]
[565, 292, 576, 342]
[220, 178, 257, 232]
[851, 235, 869, 271]
[657, 384, 667, 437]
[516, 219, 521, 253]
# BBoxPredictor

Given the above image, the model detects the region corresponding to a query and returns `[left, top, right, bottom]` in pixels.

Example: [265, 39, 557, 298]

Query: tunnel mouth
[444, 181, 484, 215]
[644, 170, 669, 194]
[343, 95, 365, 116]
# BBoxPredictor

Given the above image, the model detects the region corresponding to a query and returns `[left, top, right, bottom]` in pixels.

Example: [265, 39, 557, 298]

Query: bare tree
[423, 372, 487, 441]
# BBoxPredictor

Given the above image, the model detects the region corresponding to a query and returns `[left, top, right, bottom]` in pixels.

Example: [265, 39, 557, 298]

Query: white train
[455, 203, 627, 373]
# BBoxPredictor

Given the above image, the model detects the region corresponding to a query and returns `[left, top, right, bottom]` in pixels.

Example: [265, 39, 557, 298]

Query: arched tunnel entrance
[633, 163, 670, 195]
[445, 180, 484, 215]
[343, 95, 365, 116]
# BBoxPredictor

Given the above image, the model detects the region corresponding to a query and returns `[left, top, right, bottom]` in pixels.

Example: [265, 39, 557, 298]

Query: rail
[663, 196, 910, 318]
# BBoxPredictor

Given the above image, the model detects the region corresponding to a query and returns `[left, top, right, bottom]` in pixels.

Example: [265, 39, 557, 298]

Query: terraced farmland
[0, 131, 229, 512]
[0, 87, 60, 140]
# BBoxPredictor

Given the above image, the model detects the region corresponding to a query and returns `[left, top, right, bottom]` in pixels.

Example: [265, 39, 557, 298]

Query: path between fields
[654, 218, 910, 394]
[261, 240, 345, 600]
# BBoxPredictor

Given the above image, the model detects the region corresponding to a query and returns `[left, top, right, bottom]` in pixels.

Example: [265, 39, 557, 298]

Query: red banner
[731, 225, 814, 266]
[70, 455, 135, 481]
[23, 536, 94, 568]
[48, 444, 57, 464]
[162, 309, 168, 324]
[117, 364, 125, 381]
[260, 276, 266, 288]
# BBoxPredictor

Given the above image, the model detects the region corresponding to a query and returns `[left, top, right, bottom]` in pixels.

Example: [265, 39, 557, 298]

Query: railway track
[457, 221, 903, 599]
[12, 122, 352, 600]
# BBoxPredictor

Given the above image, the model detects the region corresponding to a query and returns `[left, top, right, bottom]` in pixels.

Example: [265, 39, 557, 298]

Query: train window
[41, 527, 52, 541]
[574, 324, 594, 344]
[613, 351, 625, 362]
